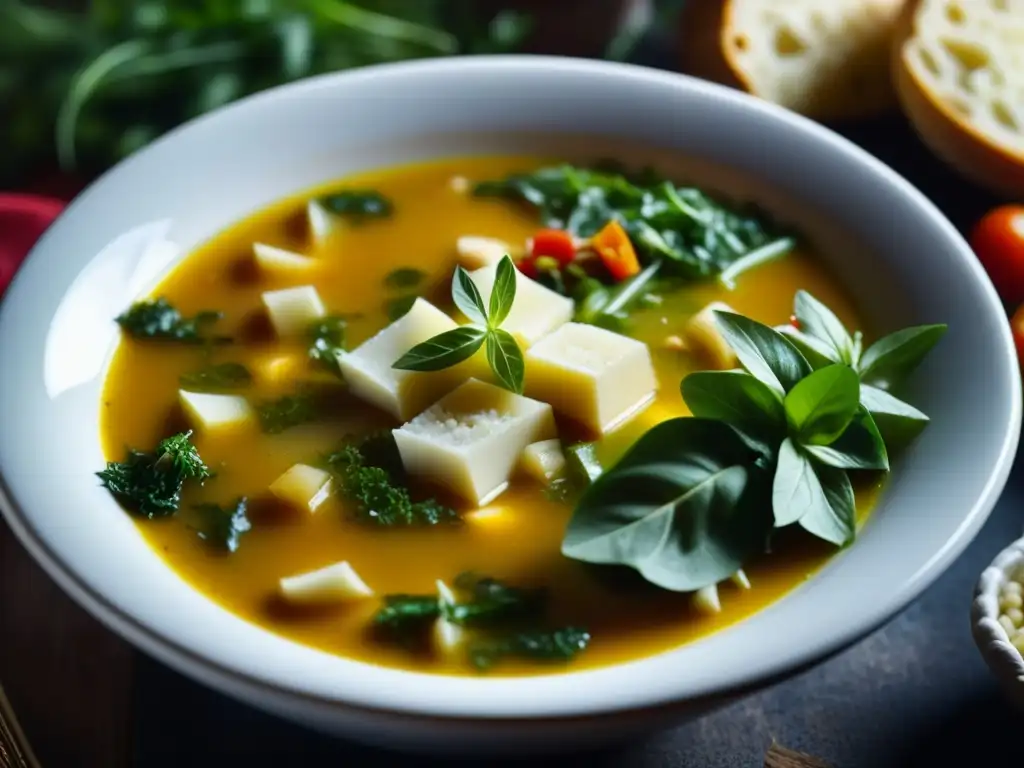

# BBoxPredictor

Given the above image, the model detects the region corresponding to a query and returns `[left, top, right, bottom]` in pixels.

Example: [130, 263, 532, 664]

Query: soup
[99, 156, 939, 676]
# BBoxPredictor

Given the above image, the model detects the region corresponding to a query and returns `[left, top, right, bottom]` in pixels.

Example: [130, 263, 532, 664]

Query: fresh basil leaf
[317, 190, 392, 220]
[774, 324, 841, 369]
[772, 438, 856, 544]
[794, 290, 854, 363]
[384, 267, 425, 290]
[562, 418, 770, 592]
[860, 384, 930, 447]
[179, 362, 252, 392]
[803, 408, 889, 471]
[713, 311, 811, 395]
[800, 463, 856, 546]
[681, 370, 785, 434]
[784, 364, 860, 446]
[392, 326, 486, 372]
[857, 324, 947, 390]
[486, 328, 525, 394]
[488, 255, 517, 328]
[451, 266, 488, 325]
[772, 438, 815, 527]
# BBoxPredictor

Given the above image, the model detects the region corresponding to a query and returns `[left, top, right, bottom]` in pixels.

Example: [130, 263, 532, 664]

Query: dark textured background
[133, 39, 1021, 768]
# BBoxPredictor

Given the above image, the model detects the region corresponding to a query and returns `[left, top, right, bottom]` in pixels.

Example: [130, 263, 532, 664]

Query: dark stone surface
[133, 40, 1020, 768]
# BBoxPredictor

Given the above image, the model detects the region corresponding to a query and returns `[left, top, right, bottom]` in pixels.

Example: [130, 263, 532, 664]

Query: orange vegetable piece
[592, 220, 640, 281]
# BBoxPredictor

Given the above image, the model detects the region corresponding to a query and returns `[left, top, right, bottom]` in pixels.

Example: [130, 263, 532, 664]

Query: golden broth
[100, 156, 881, 676]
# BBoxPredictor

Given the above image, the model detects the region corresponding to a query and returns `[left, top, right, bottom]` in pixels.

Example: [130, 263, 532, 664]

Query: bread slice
[681, 0, 905, 122]
[894, 0, 1024, 196]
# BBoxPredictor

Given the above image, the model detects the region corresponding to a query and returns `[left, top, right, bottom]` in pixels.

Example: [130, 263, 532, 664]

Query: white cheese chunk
[178, 390, 253, 433]
[432, 579, 465, 657]
[278, 560, 373, 604]
[261, 285, 326, 338]
[307, 200, 334, 246]
[338, 297, 479, 421]
[524, 322, 658, 436]
[253, 242, 316, 275]
[468, 262, 573, 348]
[730, 569, 752, 590]
[519, 439, 566, 482]
[683, 301, 738, 370]
[268, 463, 333, 514]
[693, 584, 722, 615]
[393, 378, 556, 506]
[456, 236, 513, 271]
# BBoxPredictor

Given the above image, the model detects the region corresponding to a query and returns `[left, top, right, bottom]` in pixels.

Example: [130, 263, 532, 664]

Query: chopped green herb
[193, 497, 251, 553]
[317, 190, 392, 220]
[386, 294, 418, 321]
[574, 260, 663, 331]
[373, 595, 441, 634]
[179, 362, 252, 392]
[384, 267, 426, 290]
[474, 164, 792, 280]
[256, 393, 318, 434]
[97, 430, 211, 518]
[325, 440, 458, 526]
[306, 315, 346, 372]
[393, 255, 525, 393]
[446, 573, 546, 626]
[116, 298, 228, 344]
[468, 627, 591, 671]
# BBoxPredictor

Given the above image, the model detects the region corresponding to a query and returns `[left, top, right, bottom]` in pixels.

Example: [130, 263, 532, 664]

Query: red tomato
[1011, 304, 1024, 367]
[529, 228, 576, 267]
[970, 205, 1024, 304]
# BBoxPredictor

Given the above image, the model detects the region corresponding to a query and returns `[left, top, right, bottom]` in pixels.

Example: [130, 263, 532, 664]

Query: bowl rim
[972, 535, 1024, 703]
[0, 54, 1020, 722]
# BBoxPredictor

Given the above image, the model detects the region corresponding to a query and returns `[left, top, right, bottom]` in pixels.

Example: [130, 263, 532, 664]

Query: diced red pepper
[530, 228, 577, 267]
[591, 220, 640, 281]
[789, 314, 801, 330]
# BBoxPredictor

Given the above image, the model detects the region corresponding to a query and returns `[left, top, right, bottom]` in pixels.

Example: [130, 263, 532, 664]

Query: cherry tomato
[1011, 303, 1024, 368]
[530, 228, 577, 267]
[970, 205, 1024, 305]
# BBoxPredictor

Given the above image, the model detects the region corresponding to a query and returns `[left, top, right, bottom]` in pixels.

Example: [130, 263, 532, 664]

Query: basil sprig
[562, 291, 946, 592]
[392, 255, 525, 393]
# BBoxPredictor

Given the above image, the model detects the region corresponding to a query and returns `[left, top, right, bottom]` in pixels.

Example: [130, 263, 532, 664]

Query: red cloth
[0, 195, 66, 296]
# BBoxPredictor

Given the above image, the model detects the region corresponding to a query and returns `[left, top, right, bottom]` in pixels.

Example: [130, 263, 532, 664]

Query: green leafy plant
[192, 497, 251, 552]
[467, 626, 590, 671]
[98, 431, 211, 518]
[116, 297, 228, 344]
[179, 362, 252, 391]
[392, 255, 525, 393]
[562, 291, 946, 591]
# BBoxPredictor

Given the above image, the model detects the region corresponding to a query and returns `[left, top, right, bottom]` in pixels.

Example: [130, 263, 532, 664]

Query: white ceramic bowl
[973, 535, 1024, 712]
[0, 57, 1019, 754]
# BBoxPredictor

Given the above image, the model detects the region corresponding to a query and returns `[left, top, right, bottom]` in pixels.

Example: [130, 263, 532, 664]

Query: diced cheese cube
[432, 579, 465, 657]
[693, 584, 721, 615]
[393, 378, 556, 506]
[307, 200, 334, 246]
[524, 322, 658, 436]
[261, 285, 326, 338]
[456, 236, 513, 271]
[178, 390, 253, 433]
[730, 569, 751, 590]
[683, 301, 738, 370]
[253, 242, 316, 275]
[279, 560, 373, 604]
[468, 262, 573, 348]
[269, 463, 333, 514]
[519, 439, 566, 482]
[338, 297, 478, 421]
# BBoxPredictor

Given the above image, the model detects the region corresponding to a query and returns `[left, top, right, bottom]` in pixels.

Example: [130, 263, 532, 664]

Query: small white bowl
[973, 535, 1024, 712]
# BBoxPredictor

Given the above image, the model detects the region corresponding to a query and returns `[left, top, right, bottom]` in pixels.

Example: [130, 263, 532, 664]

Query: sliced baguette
[681, 0, 905, 121]
[893, 0, 1024, 197]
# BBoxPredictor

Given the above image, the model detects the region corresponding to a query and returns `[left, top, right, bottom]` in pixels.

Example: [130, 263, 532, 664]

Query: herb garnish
[98, 431, 211, 518]
[384, 267, 426, 290]
[192, 497, 251, 553]
[562, 291, 946, 592]
[306, 315, 347, 372]
[385, 294, 418, 321]
[116, 298, 228, 344]
[474, 164, 793, 280]
[325, 438, 459, 526]
[468, 627, 591, 671]
[256, 393, 319, 434]
[316, 190, 393, 220]
[179, 362, 252, 392]
[392, 255, 525, 393]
